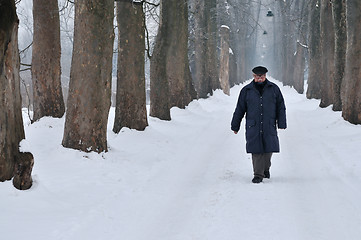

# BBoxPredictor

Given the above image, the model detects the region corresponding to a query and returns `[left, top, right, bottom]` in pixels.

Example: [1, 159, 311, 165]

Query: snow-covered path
[1, 79, 361, 240]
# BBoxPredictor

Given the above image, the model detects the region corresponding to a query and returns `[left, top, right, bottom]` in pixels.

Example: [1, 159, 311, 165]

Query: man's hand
[233, 131, 238, 134]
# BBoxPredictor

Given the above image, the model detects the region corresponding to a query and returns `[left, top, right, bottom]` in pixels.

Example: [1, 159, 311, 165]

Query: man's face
[253, 73, 266, 82]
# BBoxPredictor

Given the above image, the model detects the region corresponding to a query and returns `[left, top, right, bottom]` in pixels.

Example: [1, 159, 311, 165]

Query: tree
[319, 0, 335, 108]
[32, 0, 65, 122]
[189, 0, 218, 98]
[62, 0, 114, 153]
[342, 0, 361, 124]
[0, 0, 27, 181]
[292, 0, 308, 94]
[306, 0, 322, 99]
[332, 0, 346, 111]
[150, 0, 197, 120]
[113, 0, 148, 133]
[219, 25, 230, 95]
[277, 0, 294, 87]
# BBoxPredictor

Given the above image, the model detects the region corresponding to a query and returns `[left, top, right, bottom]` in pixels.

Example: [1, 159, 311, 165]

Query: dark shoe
[252, 176, 263, 183]
[264, 171, 270, 179]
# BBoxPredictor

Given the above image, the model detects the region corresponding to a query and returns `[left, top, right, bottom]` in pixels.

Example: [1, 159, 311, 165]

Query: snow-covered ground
[1, 78, 361, 240]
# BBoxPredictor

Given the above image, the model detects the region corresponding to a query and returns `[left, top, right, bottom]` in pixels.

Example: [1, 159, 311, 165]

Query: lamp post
[267, 10, 274, 17]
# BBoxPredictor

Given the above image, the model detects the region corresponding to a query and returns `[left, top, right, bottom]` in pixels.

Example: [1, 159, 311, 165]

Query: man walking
[231, 66, 287, 183]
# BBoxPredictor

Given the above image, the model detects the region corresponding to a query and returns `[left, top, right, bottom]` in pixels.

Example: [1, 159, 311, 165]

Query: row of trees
[1, 0, 360, 187]
[0, 0, 254, 184]
[267, 0, 360, 124]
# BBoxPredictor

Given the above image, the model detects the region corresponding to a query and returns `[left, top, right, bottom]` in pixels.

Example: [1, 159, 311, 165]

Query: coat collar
[245, 79, 272, 90]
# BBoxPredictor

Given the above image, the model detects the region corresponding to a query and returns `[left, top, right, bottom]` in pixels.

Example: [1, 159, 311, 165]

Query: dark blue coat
[231, 80, 287, 153]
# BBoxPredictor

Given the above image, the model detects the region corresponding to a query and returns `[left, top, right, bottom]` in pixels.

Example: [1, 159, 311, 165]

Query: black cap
[252, 66, 268, 74]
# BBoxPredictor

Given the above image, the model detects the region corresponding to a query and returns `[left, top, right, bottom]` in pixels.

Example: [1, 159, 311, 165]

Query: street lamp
[267, 10, 274, 17]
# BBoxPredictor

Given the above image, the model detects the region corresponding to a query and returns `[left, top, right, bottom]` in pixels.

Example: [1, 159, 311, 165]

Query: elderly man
[231, 66, 287, 183]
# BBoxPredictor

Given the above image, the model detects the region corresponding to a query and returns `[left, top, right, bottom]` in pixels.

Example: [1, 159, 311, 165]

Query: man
[231, 66, 287, 183]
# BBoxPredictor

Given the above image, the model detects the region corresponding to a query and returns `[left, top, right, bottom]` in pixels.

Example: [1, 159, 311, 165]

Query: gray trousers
[252, 153, 273, 177]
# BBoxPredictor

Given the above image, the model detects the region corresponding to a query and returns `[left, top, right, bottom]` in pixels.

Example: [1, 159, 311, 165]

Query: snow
[221, 25, 230, 30]
[1, 78, 361, 240]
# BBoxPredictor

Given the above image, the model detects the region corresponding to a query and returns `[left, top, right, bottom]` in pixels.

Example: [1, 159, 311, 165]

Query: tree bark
[192, 0, 210, 98]
[150, 2, 171, 120]
[150, 0, 197, 120]
[219, 25, 230, 95]
[293, 42, 305, 94]
[292, 0, 308, 94]
[277, 0, 294, 87]
[13, 152, 34, 190]
[62, 0, 114, 153]
[319, 0, 335, 108]
[306, 0, 322, 99]
[332, 0, 346, 111]
[113, 1, 148, 133]
[0, 0, 26, 181]
[205, 0, 219, 92]
[32, 0, 65, 122]
[191, 0, 218, 98]
[342, 0, 361, 124]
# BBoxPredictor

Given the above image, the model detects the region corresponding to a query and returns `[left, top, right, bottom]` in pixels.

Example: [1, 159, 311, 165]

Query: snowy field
[1, 78, 361, 240]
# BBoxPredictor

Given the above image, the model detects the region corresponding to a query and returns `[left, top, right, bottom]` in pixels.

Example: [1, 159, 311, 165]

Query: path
[2, 80, 361, 240]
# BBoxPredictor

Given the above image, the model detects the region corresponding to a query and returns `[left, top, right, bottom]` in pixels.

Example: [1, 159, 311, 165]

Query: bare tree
[277, 0, 294, 86]
[32, 0, 65, 122]
[319, 0, 335, 108]
[190, 0, 218, 98]
[332, 0, 346, 111]
[342, 0, 361, 124]
[0, 0, 27, 181]
[306, 0, 322, 99]
[150, 0, 197, 120]
[219, 25, 230, 95]
[113, 0, 148, 133]
[217, 0, 256, 83]
[62, 0, 114, 153]
[292, 0, 308, 94]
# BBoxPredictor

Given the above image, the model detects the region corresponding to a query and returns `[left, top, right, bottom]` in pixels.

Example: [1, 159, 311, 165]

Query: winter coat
[231, 79, 287, 153]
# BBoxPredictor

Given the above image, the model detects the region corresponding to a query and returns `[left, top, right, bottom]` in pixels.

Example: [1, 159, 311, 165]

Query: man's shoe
[252, 176, 263, 183]
[264, 171, 270, 179]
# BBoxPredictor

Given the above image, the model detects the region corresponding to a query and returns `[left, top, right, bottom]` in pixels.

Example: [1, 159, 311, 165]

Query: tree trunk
[0, 0, 26, 181]
[192, 0, 207, 98]
[332, 0, 346, 111]
[62, 0, 114, 153]
[319, 0, 335, 108]
[32, 0, 65, 122]
[306, 0, 322, 99]
[113, 1, 148, 133]
[277, 0, 292, 86]
[235, 1, 249, 83]
[342, 0, 361, 124]
[293, 42, 305, 94]
[13, 152, 34, 190]
[150, 2, 171, 120]
[190, 0, 218, 97]
[205, 0, 219, 93]
[219, 25, 230, 95]
[272, 3, 283, 80]
[150, 0, 197, 119]
[292, 0, 308, 94]
[166, 0, 197, 108]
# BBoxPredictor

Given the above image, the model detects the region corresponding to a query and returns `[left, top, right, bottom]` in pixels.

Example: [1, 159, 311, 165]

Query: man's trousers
[252, 153, 273, 177]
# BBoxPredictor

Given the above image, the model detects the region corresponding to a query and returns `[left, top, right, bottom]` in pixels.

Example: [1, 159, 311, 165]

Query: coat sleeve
[276, 87, 287, 129]
[231, 89, 247, 132]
